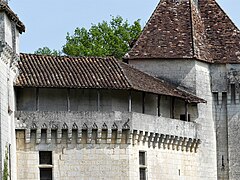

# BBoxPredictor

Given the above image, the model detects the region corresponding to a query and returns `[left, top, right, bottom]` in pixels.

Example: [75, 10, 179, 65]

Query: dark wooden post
[157, 95, 161, 116]
[185, 101, 189, 122]
[171, 97, 175, 119]
[142, 92, 146, 114]
[36, 88, 39, 111]
[97, 90, 100, 111]
[67, 88, 70, 111]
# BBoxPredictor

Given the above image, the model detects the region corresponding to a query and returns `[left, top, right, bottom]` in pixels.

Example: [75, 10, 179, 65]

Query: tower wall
[129, 59, 218, 179]
[0, 8, 20, 180]
[212, 63, 240, 180]
[0, 44, 18, 180]
[0, 12, 20, 55]
[211, 64, 229, 180]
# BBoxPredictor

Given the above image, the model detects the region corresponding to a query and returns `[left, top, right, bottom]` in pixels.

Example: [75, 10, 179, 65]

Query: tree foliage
[62, 16, 141, 59]
[3, 146, 8, 180]
[34, 47, 61, 56]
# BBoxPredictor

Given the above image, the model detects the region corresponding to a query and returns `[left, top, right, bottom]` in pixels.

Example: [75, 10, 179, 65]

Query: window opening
[39, 151, 52, 165]
[139, 151, 147, 180]
[40, 168, 52, 180]
[39, 151, 52, 180]
[231, 84, 236, 104]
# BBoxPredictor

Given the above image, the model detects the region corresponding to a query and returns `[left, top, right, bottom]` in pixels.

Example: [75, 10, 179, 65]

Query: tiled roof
[126, 0, 240, 64]
[0, 0, 25, 33]
[15, 53, 205, 103]
[199, 0, 240, 63]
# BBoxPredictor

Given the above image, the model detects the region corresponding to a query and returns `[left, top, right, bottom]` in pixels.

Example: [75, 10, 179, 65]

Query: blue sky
[9, 0, 240, 53]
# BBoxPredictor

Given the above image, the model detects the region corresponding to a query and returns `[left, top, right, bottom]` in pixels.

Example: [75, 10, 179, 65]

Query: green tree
[34, 47, 61, 56]
[63, 16, 141, 59]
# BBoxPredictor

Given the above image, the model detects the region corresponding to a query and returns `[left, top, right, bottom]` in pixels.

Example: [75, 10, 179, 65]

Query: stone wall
[0, 9, 20, 179]
[194, 61, 217, 179]
[212, 63, 240, 179]
[15, 111, 201, 180]
[0, 43, 18, 179]
[211, 64, 229, 179]
[211, 63, 240, 180]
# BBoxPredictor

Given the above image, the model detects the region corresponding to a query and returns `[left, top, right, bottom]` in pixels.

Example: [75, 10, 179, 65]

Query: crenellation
[25, 128, 31, 144]
[181, 137, 187, 152]
[172, 136, 179, 150]
[97, 129, 102, 144]
[163, 135, 169, 149]
[190, 139, 197, 152]
[87, 129, 93, 144]
[107, 129, 112, 144]
[77, 129, 82, 144]
[46, 128, 51, 144]
[186, 138, 192, 152]
[126, 130, 132, 144]
[158, 134, 164, 149]
[153, 133, 159, 148]
[218, 92, 222, 105]
[56, 129, 62, 144]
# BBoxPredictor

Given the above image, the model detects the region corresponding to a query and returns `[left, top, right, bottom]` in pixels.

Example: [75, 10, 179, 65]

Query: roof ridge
[115, 61, 133, 89]
[189, 0, 195, 59]
[20, 53, 118, 61]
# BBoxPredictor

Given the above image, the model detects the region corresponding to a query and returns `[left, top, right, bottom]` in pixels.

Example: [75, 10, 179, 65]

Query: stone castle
[0, 0, 239, 179]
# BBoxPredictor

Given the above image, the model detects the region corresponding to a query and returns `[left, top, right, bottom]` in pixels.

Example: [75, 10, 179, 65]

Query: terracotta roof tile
[126, 0, 240, 64]
[0, 1, 25, 33]
[127, 0, 194, 60]
[15, 53, 205, 103]
[199, 0, 240, 63]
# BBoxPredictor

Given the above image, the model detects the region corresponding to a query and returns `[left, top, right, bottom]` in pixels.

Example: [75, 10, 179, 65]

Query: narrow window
[39, 151, 52, 180]
[139, 151, 147, 180]
[231, 84, 236, 104]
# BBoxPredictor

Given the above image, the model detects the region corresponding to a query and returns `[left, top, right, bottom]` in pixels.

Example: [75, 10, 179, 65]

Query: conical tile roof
[126, 0, 240, 63]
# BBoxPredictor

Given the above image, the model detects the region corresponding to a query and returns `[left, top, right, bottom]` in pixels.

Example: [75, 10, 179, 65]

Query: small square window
[39, 151, 52, 165]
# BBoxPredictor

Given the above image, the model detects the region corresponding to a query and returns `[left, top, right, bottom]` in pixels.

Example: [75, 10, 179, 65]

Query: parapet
[15, 111, 201, 153]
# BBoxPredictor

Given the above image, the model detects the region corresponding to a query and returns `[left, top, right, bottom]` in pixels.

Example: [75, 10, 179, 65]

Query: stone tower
[125, 0, 240, 179]
[0, 0, 24, 179]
